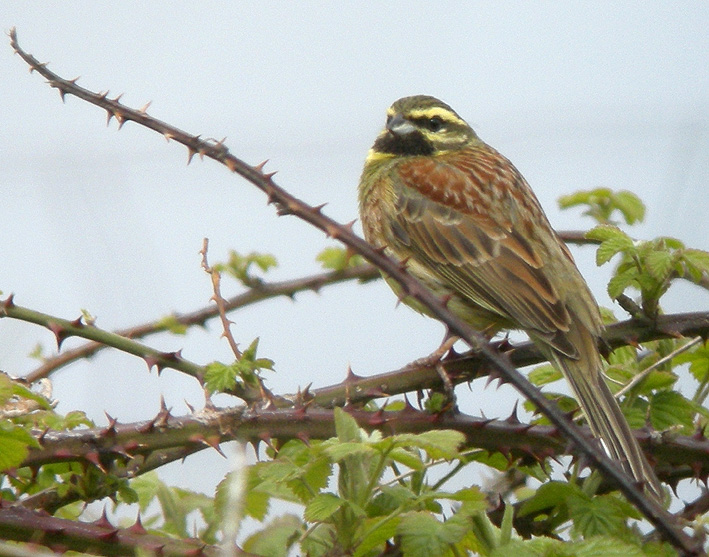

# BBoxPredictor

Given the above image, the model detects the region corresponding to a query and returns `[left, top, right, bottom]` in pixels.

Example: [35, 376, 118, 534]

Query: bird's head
[369, 95, 478, 159]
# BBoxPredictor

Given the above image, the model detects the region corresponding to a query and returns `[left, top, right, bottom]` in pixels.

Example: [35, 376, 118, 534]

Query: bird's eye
[426, 116, 444, 132]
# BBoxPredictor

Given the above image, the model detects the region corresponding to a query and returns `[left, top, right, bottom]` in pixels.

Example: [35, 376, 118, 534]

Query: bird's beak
[386, 114, 417, 136]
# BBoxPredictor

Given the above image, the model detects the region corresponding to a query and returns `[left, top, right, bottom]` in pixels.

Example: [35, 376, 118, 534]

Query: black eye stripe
[413, 115, 446, 132]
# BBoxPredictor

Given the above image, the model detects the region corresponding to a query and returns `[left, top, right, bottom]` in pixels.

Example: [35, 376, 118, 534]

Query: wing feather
[392, 149, 581, 357]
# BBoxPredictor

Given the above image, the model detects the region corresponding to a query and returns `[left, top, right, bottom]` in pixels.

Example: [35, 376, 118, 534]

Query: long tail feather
[537, 331, 663, 502]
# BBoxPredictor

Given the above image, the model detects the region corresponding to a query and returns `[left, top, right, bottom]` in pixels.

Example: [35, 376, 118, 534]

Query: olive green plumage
[358, 95, 663, 501]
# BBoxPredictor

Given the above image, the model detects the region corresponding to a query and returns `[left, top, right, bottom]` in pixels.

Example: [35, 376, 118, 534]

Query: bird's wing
[391, 149, 581, 358]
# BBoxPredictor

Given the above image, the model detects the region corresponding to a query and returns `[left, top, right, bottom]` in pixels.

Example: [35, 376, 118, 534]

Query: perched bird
[358, 95, 663, 501]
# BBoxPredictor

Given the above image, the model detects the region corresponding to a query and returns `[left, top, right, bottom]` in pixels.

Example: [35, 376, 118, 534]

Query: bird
[358, 95, 663, 501]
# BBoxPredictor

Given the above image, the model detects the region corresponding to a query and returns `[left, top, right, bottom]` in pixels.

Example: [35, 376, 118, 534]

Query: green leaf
[204, 339, 274, 393]
[0, 373, 53, 411]
[633, 370, 677, 393]
[334, 407, 365, 443]
[490, 537, 567, 557]
[324, 441, 376, 463]
[567, 494, 628, 538]
[204, 361, 239, 393]
[438, 487, 488, 508]
[0, 373, 13, 404]
[217, 250, 278, 285]
[682, 248, 709, 282]
[371, 485, 417, 514]
[388, 446, 425, 471]
[586, 224, 627, 243]
[216, 469, 271, 522]
[398, 512, 464, 557]
[644, 249, 675, 281]
[316, 246, 365, 271]
[156, 314, 188, 335]
[607, 268, 639, 299]
[354, 516, 400, 557]
[648, 391, 697, 432]
[528, 364, 563, 386]
[612, 191, 646, 224]
[389, 430, 465, 460]
[571, 537, 650, 557]
[559, 188, 645, 225]
[518, 481, 584, 517]
[242, 514, 302, 556]
[594, 231, 635, 265]
[304, 493, 344, 522]
[675, 343, 709, 383]
[0, 423, 38, 470]
[288, 456, 333, 504]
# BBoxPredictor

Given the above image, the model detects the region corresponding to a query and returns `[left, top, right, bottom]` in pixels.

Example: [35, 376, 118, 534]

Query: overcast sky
[2, 3, 708, 499]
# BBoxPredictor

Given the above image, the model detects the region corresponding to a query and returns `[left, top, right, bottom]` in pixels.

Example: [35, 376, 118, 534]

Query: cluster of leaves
[530, 188, 709, 441]
[526, 336, 708, 433]
[213, 409, 675, 556]
[216, 250, 279, 287]
[0, 374, 141, 513]
[558, 187, 646, 226]
[204, 338, 274, 394]
[588, 227, 709, 317]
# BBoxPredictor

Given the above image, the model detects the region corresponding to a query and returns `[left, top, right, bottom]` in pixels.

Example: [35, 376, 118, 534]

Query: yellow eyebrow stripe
[407, 107, 465, 126]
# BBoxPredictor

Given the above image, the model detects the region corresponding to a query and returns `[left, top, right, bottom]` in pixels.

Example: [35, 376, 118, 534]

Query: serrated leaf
[586, 224, 627, 242]
[0, 424, 38, 470]
[304, 493, 344, 522]
[242, 514, 302, 556]
[353, 516, 401, 557]
[334, 407, 363, 443]
[204, 361, 239, 393]
[633, 370, 677, 393]
[374, 485, 417, 511]
[388, 446, 425, 470]
[390, 430, 465, 460]
[644, 250, 675, 281]
[518, 481, 585, 517]
[316, 246, 365, 271]
[574, 537, 648, 557]
[649, 391, 697, 432]
[682, 248, 709, 282]
[156, 315, 188, 335]
[558, 190, 598, 209]
[324, 441, 376, 463]
[607, 269, 639, 298]
[528, 364, 563, 386]
[398, 512, 462, 557]
[613, 191, 646, 224]
[288, 456, 333, 504]
[490, 537, 567, 557]
[218, 250, 278, 285]
[567, 494, 628, 538]
[596, 234, 635, 266]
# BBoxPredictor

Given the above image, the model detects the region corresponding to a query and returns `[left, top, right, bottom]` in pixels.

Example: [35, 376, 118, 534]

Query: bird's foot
[409, 336, 459, 406]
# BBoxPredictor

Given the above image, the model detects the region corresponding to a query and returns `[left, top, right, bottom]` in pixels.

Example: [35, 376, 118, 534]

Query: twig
[200, 238, 242, 360]
[614, 336, 703, 399]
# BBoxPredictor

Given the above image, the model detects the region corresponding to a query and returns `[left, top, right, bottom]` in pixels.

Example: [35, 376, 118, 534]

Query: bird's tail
[538, 330, 664, 502]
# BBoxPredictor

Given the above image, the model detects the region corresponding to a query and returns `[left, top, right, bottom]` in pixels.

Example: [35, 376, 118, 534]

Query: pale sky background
[1, 2, 709, 516]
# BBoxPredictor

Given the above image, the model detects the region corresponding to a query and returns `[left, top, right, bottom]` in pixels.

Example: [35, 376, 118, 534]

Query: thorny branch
[8, 29, 705, 554]
[18, 404, 709, 483]
[23, 263, 378, 382]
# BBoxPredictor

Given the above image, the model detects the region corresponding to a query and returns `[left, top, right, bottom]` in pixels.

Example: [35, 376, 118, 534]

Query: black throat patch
[372, 130, 434, 156]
